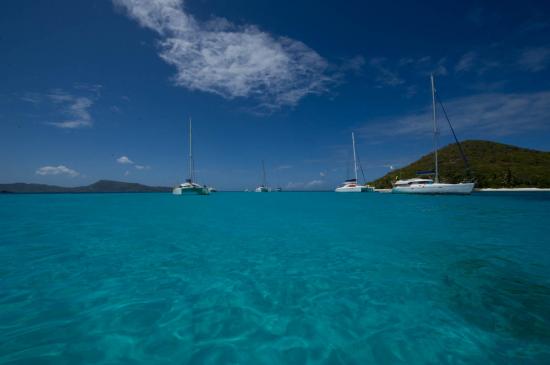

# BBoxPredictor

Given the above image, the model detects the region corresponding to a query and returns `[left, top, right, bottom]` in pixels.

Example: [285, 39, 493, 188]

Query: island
[0, 180, 171, 194]
[370, 140, 550, 189]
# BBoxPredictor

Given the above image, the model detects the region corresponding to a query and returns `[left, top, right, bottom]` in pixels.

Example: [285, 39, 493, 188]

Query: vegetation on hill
[0, 180, 170, 193]
[370, 140, 550, 189]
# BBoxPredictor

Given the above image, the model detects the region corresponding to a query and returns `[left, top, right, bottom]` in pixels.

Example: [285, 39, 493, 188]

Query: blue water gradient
[1, 192, 549, 364]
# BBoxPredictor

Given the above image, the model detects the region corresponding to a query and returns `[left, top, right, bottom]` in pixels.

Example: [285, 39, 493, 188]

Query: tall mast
[188, 117, 193, 182]
[352, 132, 358, 182]
[262, 160, 267, 187]
[431, 74, 439, 183]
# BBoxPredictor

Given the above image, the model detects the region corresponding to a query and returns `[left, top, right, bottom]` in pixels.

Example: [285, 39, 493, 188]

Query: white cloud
[113, 0, 331, 110]
[519, 46, 550, 72]
[363, 91, 550, 138]
[319, 171, 326, 177]
[47, 89, 94, 128]
[117, 156, 134, 164]
[116, 156, 150, 171]
[36, 165, 79, 177]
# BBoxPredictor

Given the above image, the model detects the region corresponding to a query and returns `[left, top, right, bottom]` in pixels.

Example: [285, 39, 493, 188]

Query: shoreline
[475, 188, 550, 192]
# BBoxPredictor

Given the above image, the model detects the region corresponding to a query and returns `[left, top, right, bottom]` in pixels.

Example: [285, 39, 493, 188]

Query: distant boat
[172, 118, 210, 196]
[335, 132, 374, 193]
[392, 75, 474, 195]
[255, 161, 269, 192]
[207, 187, 217, 193]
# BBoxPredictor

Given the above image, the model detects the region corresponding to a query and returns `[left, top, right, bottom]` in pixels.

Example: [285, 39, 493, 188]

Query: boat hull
[335, 186, 374, 193]
[392, 182, 474, 195]
[254, 187, 268, 193]
[172, 186, 210, 195]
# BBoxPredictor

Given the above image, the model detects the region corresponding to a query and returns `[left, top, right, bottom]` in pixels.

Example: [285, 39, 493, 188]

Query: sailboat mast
[262, 160, 267, 187]
[352, 132, 358, 182]
[188, 117, 193, 182]
[431, 74, 439, 183]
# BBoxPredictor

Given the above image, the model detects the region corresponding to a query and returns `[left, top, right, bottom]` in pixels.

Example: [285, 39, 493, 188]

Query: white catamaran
[335, 132, 375, 193]
[172, 118, 210, 196]
[255, 161, 269, 192]
[392, 75, 475, 195]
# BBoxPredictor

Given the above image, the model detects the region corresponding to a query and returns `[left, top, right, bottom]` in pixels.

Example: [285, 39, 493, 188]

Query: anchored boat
[335, 132, 374, 193]
[172, 118, 210, 196]
[392, 75, 474, 195]
[255, 161, 269, 192]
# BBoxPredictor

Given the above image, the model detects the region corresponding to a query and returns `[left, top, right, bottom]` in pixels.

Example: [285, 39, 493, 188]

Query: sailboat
[392, 75, 475, 195]
[172, 118, 210, 196]
[255, 161, 269, 192]
[335, 132, 374, 192]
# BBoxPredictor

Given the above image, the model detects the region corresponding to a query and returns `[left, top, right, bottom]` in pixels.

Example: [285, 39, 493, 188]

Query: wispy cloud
[275, 164, 293, 170]
[36, 165, 79, 177]
[113, 0, 332, 110]
[363, 91, 550, 138]
[19, 88, 97, 129]
[518, 46, 550, 72]
[134, 164, 150, 170]
[306, 179, 324, 187]
[20, 92, 42, 104]
[341, 55, 366, 73]
[117, 156, 134, 164]
[369, 57, 404, 87]
[50, 96, 93, 129]
[285, 179, 326, 190]
[455, 52, 477, 72]
[365, 56, 447, 94]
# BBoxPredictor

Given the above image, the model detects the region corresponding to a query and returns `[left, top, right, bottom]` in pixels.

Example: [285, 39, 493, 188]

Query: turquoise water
[0, 192, 549, 364]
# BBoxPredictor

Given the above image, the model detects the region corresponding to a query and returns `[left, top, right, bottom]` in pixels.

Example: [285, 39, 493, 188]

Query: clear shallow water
[0, 192, 549, 364]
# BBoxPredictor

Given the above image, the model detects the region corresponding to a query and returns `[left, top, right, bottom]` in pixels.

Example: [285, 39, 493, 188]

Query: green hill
[370, 140, 550, 189]
[0, 180, 170, 193]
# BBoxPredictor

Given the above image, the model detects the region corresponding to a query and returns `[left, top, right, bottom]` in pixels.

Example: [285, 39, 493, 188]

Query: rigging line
[435, 92, 471, 172]
[356, 154, 367, 183]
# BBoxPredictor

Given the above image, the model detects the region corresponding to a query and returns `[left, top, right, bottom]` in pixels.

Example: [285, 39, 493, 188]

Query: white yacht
[392, 75, 474, 195]
[255, 161, 269, 192]
[335, 132, 375, 193]
[393, 178, 474, 194]
[172, 118, 210, 196]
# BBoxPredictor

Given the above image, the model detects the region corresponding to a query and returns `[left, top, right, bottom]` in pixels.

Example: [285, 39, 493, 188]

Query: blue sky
[1, 0, 550, 190]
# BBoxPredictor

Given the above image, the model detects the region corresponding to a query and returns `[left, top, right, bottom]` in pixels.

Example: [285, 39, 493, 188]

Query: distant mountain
[370, 140, 550, 189]
[0, 180, 171, 194]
